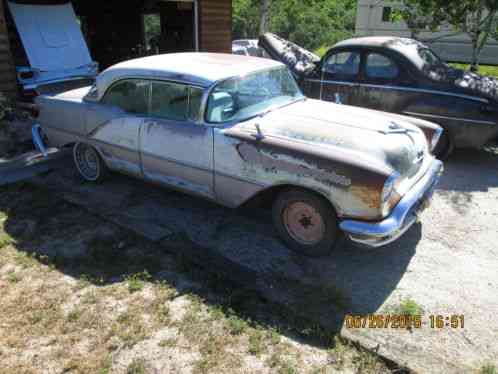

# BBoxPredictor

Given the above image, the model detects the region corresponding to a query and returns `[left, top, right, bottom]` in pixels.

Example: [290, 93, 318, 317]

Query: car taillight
[23, 89, 39, 98]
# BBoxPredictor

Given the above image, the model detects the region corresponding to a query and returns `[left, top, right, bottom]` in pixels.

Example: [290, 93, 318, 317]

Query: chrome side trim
[358, 83, 488, 104]
[304, 78, 489, 104]
[32, 124, 48, 157]
[214, 170, 267, 188]
[140, 150, 213, 174]
[339, 159, 443, 248]
[305, 78, 358, 87]
[403, 111, 496, 126]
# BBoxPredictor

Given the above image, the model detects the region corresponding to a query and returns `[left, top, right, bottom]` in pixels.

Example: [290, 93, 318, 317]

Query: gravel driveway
[30, 145, 498, 373]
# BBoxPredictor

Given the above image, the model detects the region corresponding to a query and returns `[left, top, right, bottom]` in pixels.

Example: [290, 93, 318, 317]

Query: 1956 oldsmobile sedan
[32, 53, 443, 257]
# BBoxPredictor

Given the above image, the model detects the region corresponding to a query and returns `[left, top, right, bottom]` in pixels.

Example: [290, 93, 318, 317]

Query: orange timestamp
[345, 314, 465, 329]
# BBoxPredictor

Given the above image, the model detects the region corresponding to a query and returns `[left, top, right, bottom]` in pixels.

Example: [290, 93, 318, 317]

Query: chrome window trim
[403, 111, 496, 126]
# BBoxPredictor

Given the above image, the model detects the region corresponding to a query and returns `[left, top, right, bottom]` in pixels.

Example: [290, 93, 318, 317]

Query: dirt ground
[0, 184, 397, 373]
[0, 145, 497, 374]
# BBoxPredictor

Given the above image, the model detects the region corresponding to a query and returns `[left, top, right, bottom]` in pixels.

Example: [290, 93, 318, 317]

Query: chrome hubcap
[283, 202, 325, 245]
[75, 144, 100, 180]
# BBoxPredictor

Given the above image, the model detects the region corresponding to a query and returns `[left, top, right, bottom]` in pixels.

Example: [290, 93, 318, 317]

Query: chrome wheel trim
[74, 143, 100, 181]
[282, 201, 325, 245]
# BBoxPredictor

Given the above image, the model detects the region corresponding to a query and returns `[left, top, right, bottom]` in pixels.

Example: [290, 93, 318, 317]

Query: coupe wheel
[434, 132, 454, 160]
[73, 143, 108, 182]
[272, 189, 338, 257]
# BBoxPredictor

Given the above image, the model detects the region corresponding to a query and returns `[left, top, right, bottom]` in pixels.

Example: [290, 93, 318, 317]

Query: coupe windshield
[418, 47, 445, 69]
[206, 66, 304, 123]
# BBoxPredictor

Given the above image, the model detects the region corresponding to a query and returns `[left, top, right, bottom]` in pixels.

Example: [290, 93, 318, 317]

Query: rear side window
[150, 81, 203, 121]
[101, 79, 149, 114]
[365, 53, 399, 79]
[323, 51, 361, 78]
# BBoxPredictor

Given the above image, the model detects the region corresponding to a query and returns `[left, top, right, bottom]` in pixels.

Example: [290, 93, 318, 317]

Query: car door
[86, 79, 149, 177]
[140, 80, 215, 199]
[356, 51, 409, 113]
[319, 49, 361, 105]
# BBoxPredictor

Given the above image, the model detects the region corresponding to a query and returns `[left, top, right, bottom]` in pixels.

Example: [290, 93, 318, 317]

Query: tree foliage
[233, 0, 357, 51]
[396, 0, 498, 68]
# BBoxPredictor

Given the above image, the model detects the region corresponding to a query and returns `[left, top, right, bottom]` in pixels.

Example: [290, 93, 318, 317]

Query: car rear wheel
[73, 143, 108, 182]
[272, 189, 338, 257]
[434, 132, 454, 160]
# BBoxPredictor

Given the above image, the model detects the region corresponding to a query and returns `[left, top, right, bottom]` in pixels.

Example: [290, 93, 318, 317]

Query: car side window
[365, 53, 399, 80]
[150, 81, 203, 121]
[101, 79, 149, 114]
[323, 51, 360, 79]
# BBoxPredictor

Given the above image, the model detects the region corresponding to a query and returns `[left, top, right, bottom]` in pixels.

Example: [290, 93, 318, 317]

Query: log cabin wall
[199, 0, 232, 53]
[0, 0, 17, 95]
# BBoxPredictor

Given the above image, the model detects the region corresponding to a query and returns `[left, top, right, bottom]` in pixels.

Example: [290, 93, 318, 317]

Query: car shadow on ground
[435, 145, 498, 214]
[0, 170, 418, 347]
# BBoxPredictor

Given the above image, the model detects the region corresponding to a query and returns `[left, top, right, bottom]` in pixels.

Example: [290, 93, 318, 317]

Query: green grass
[450, 63, 498, 79]
[125, 271, 151, 293]
[395, 298, 424, 317]
[481, 363, 497, 374]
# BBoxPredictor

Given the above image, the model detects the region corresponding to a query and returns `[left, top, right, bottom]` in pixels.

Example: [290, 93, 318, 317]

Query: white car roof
[96, 53, 283, 97]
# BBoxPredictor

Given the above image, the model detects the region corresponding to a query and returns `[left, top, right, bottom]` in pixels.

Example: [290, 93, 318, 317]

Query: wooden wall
[0, 0, 16, 95]
[199, 0, 232, 53]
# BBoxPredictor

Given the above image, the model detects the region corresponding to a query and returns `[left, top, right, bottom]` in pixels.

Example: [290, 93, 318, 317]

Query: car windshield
[206, 66, 304, 123]
[418, 47, 445, 69]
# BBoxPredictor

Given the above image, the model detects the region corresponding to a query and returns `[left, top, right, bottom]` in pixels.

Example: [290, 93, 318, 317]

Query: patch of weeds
[99, 354, 113, 374]
[328, 336, 347, 369]
[6, 271, 21, 283]
[158, 337, 177, 348]
[67, 309, 82, 323]
[227, 313, 248, 336]
[75, 274, 93, 290]
[113, 310, 148, 348]
[395, 298, 424, 316]
[0, 233, 13, 249]
[278, 361, 298, 374]
[353, 350, 384, 373]
[29, 311, 44, 325]
[13, 251, 38, 268]
[126, 271, 151, 293]
[81, 290, 98, 305]
[154, 304, 171, 325]
[481, 363, 497, 374]
[126, 358, 147, 374]
[267, 327, 281, 345]
[248, 329, 265, 356]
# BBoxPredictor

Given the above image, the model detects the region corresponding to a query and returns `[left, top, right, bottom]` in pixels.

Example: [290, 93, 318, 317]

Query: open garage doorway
[143, 0, 198, 55]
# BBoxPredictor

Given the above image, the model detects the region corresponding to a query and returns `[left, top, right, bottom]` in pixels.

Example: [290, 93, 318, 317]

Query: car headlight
[381, 172, 401, 216]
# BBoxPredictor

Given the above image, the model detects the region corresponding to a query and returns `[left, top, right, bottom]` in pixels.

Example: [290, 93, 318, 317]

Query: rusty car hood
[229, 99, 429, 185]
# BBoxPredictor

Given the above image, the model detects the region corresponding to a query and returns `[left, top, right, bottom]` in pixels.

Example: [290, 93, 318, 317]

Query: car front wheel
[73, 143, 108, 182]
[272, 189, 338, 257]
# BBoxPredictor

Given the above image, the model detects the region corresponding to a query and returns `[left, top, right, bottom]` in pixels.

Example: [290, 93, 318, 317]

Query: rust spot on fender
[350, 185, 381, 210]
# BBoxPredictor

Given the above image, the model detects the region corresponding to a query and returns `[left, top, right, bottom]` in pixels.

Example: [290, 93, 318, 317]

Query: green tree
[232, 0, 357, 51]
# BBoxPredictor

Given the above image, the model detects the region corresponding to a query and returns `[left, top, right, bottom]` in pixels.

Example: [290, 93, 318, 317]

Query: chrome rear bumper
[339, 159, 443, 248]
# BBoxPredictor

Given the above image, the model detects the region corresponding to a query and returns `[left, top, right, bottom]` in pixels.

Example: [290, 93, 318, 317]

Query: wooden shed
[0, 0, 232, 97]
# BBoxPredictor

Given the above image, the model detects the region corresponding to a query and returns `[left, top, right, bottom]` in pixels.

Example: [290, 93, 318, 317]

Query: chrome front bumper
[339, 159, 443, 248]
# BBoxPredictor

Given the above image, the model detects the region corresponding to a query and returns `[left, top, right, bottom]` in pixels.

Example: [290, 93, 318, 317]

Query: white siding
[356, 0, 498, 65]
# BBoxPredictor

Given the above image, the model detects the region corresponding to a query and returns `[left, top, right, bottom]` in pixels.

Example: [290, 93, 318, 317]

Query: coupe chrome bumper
[340, 159, 443, 248]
